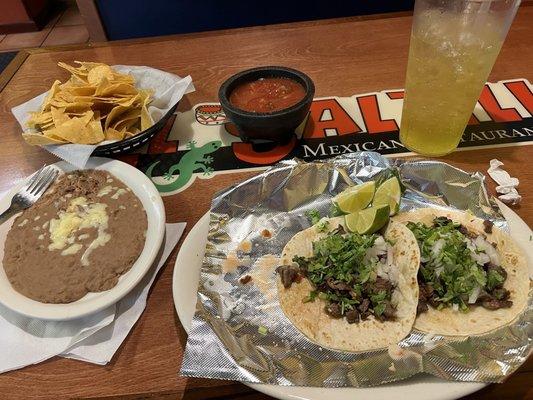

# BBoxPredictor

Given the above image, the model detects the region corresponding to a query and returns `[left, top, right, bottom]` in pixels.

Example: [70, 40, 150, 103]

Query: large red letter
[478, 85, 522, 122]
[504, 81, 533, 115]
[357, 95, 399, 134]
[468, 114, 480, 125]
[386, 91, 404, 100]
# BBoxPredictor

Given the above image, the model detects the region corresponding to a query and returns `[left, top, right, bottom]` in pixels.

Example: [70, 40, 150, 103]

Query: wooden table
[0, 5, 531, 400]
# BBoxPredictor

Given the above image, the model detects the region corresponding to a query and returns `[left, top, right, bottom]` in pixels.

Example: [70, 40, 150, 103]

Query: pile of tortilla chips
[23, 61, 153, 145]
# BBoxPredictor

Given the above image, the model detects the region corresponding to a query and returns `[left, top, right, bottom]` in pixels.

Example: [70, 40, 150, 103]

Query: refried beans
[2, 170, 147, 303]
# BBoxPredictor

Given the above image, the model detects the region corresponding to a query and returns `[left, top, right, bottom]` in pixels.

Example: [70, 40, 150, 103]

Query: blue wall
[96, 0, 414, 40]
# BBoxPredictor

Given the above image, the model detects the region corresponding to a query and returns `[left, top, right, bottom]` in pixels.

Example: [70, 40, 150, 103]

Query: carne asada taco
[393, 208, 530, 336]
[276, 217, 420, 352]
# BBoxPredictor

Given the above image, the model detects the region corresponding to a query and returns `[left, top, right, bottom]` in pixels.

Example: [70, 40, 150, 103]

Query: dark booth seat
[96, 0, 414, 40]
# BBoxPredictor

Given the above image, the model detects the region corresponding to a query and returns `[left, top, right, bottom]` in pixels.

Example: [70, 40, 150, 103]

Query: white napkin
[11, 65, 195, 169]
[0, 222, 185, 373]
[487, 159, 521, 205]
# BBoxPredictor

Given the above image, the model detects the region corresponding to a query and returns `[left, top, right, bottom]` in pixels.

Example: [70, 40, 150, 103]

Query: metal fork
[0, 165, 59, 226]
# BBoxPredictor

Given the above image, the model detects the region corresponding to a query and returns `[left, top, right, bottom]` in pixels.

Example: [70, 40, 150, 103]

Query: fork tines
[25, 165, 59, 197]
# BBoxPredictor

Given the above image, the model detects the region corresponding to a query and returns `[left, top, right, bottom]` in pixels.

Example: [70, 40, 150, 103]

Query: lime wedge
[345, 205, 390, 234]
[333, 181, 375, 214]
[373, 177, 401, 216]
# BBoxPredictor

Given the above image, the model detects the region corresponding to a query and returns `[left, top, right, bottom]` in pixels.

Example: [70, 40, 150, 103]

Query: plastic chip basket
[92, 104, 177, 156]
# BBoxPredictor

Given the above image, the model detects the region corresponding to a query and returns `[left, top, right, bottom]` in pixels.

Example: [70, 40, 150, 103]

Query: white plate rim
[0, 157, 165, 321]
[172, 211, 533, 400]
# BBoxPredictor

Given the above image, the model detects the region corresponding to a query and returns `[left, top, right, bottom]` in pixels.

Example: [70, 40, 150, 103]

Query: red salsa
[229, 77, 306, 113]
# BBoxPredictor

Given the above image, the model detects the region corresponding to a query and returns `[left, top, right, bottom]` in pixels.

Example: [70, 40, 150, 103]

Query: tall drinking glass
[400, 0, 521, 156]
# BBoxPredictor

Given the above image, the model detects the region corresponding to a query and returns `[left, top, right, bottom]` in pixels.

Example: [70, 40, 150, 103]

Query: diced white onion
[374, 236, 387, 250]
[387, 245, 399, 283]
[473, 236, 501, 266]
[484, 243, 500, 266]
[431, 239, 445, 258]
[465, 238, 477, 255]
[391, 288, 401, 307]
[452, 304, 459, 312]
[471, 251, 490, 266]
[468, 286, 481, 304]
[364, 236, 387, 263]
[375, 243, 398, 283]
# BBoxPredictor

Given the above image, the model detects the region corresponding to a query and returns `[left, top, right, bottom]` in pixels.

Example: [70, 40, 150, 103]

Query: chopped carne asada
[483, 219, 494, 234]
[276, 265, 301, 288]
[277, 229, 398, 323]
[407, 217, 511, 314]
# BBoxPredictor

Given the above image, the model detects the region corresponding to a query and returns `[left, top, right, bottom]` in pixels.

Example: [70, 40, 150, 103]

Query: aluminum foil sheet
[180, 152, 532, 387]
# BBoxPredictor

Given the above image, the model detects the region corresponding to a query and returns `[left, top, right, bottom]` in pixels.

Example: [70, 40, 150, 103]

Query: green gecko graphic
[145, 140, 222, 193]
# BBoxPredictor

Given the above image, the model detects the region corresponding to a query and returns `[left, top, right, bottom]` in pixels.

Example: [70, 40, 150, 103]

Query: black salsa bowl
[92, 103, 178, 156]
[218, 66, 315, 144]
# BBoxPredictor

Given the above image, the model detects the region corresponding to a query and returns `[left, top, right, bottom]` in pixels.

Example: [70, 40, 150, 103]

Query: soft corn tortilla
[277, 217, 420, 352]
[393, 208, 530, 336]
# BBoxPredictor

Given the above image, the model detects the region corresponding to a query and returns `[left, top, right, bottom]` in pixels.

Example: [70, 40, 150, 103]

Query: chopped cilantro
[487, 269, 505, 291]
[302, 290, 318, 303]
[303, 232, 377, 286]
[370, 290, 387, 305]
[407, 217, 508, 311]
[316, 219, 330, 232]
[329, 202, 346, 217]
[258, 326, 268, 335]
[305, 209, 321, 225]
[292, 229, 394, 321]
[373, 302, 386, 317]
[317, 291, 328, 300]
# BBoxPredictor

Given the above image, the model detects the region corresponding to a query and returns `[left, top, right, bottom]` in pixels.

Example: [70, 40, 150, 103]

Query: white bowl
[0, 157, 165, 320]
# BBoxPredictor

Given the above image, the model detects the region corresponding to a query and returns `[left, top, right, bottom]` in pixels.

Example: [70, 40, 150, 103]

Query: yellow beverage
[400, 1, 519, 156]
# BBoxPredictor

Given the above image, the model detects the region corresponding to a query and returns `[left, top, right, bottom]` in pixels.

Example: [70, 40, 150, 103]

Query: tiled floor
[0, 2, 89, 53]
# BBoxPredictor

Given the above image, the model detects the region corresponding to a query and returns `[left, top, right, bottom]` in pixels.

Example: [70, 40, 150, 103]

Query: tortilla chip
[85, 119, 105, 142]
[111, 107, 140, 127]
[26, 111, 52, 129]
[63, 85, 96, 96]
[112, 93, 140, 108]
[53, 112, 94, 143]
[116, 119, 140, 134]
[40, 80, 61, 112]
[51, 107, 69, 127]
[140, 94, 153, 131]
[87, 65, 114, 86]
[43, 128, 71, 142]
[49, 100, 93, 112]
[111, 73, 135, 86]
[58, 62, 88, 81]
[22, 132, 66, 145]
[23, 61, 154, 146]
[104, 127, 125, 141]
[95, 81, 137, 97]
[37, 121, 56, 131]
[67, 75, 88, 86]
[74, 61, 107, 70]
[104, 105, 129, 130]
